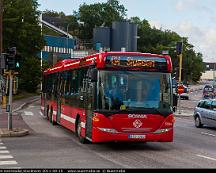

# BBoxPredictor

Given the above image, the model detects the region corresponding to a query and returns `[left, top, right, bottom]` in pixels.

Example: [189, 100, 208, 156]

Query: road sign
[177, 84, 184, 94]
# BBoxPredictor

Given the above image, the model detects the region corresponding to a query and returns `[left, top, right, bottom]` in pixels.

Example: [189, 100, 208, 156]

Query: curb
[12, 97, 40, 113]
[0, 97, 39, 138]
[0, 128, 29, 137]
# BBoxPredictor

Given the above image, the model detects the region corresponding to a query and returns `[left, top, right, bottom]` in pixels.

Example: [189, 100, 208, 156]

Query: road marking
[0, 155, 13, 159]
[0, 142, 3, 145]
[0, 160, 17, 166]
[201, 132, 216, 137]
[0, 150, 9, 154]
[39, 111, 43, 117]
[23, 111, 34, 116]
[0, 146, 7, 150]
[197, 155, 216, 161]
[28, 105, 36, 108]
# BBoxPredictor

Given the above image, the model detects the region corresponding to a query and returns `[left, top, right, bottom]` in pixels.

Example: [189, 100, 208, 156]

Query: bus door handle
[80, 96, 84, 101]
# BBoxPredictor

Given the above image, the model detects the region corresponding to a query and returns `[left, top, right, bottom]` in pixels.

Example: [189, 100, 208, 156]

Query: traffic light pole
[8, 70, 13, 130]
[178, 53, 183, 114]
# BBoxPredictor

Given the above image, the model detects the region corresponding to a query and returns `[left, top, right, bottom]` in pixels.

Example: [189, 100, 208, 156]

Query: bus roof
[43, 51, 172, 75]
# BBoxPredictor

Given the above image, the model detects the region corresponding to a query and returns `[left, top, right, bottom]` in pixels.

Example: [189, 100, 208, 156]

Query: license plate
[128, 135, 146, 139]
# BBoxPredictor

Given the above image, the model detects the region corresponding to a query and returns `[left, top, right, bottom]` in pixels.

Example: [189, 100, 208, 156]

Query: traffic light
[5, 47, 20, 71]
[0, 54, 6, 74]
[5, 53, 15, 70]
[176, 42, 183, 55]
[14, 54, 21, 71]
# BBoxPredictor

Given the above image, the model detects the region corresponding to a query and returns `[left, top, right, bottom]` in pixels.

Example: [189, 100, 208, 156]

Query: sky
[37, 0, 216, 62]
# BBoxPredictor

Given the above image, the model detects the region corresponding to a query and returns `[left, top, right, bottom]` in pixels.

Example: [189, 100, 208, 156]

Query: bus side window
[79, 68, 88, 93]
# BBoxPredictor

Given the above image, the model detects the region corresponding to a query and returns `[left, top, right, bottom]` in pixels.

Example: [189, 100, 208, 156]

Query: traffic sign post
[7, 70, 13, 130]
[176, 41, 183, 115]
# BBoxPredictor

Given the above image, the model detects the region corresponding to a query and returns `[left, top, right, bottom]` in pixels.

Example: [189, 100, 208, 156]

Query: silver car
[193, 99, 216, 128]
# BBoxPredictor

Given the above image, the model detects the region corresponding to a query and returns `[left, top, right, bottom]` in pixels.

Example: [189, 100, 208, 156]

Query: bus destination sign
[105, 55, 167, 71]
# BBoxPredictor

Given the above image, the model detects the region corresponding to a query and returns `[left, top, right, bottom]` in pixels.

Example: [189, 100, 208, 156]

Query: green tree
[19, 57, 41, 92]
[78, 0, 127, 40]
[3, 0, 45, 93]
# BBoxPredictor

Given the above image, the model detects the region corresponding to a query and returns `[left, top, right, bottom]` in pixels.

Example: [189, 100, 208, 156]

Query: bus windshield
[98, 70, 172, 113]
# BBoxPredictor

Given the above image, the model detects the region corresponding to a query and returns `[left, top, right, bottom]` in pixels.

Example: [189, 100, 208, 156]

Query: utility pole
[0, 0, 3, 53]
[0, 0, 6, 109]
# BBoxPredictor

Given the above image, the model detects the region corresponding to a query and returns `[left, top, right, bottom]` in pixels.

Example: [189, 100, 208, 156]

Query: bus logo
[133, 120, 143, 128]
[128, 114, 147, 119]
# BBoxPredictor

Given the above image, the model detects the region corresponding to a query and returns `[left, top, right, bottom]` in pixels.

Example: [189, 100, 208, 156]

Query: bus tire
[76, 118, 86, 144]
[49, 107, 56, 125]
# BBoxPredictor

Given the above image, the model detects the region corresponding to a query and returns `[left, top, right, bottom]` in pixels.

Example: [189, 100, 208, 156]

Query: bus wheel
[76, 118, 86, 144]
[49, 108, 56, 125]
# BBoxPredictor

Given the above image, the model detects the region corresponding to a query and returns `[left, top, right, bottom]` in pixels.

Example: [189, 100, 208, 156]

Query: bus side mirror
[91, 69, 98, 82]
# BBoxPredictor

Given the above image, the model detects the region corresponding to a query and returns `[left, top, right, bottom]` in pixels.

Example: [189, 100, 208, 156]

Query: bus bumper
[91, 127, 174, 143]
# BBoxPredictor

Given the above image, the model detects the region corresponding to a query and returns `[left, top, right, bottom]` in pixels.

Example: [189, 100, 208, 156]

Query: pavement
[174, 108, 194, 117]
[0, 95, 40, 137]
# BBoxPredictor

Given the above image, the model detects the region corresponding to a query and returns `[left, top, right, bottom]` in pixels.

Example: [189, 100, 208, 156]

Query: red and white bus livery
[41, 51, 175, 143]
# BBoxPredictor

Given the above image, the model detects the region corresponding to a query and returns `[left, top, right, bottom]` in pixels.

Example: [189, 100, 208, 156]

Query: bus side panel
[60, 104, 86, 136]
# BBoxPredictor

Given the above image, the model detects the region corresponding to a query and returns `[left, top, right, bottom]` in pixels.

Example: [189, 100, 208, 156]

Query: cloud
[149, 21, 162, 30]
[176, 0, 196, 11]
[175, 21, 216, 62]
[176, 0, 213, 15]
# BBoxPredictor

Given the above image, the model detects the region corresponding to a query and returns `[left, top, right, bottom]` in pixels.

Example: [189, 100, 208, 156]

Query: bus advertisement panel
[41, 52, 174, 143]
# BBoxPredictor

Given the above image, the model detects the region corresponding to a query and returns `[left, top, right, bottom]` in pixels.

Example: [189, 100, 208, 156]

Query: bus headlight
[153, 128, 172, 134]
[97, 128, 119, 133]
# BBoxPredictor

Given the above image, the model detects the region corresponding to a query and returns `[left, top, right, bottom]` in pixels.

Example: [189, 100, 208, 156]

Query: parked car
[203, 84, 215, 99]
[193, 99, 216, 128]
[179, 85, 189, 100]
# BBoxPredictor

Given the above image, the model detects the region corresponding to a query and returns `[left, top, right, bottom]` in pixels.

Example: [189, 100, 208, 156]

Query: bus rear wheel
[76, 118, 86, 144]
[49, 108, 56, 125]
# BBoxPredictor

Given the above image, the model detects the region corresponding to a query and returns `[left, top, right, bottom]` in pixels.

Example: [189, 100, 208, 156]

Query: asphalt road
[1, 83, 216, 169]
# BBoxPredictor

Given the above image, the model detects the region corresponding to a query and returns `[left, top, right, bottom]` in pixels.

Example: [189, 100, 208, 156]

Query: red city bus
[41, 51, 175, 143]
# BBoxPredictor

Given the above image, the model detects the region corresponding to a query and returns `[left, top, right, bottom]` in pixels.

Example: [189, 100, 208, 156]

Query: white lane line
[201, 132, 216, 137]
[197, 155, 216, 161]
[0, 155, 13, 159]
[0, 160, 17, 166]
[0, 142, 3, 145]
[39, 111, 44, 117]
[0, 150, 9, 154]
[23, 111, 34, 116]
[0, 146, 7, 149]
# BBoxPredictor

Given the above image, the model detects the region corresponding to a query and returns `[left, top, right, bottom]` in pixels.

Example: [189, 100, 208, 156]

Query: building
[41, 35, 75, 64]
[201, 62, 216, 81]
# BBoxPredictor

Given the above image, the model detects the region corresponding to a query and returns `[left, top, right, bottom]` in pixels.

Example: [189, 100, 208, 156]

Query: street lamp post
[0, 0, 3, 54]
[66, 23, 73, 58]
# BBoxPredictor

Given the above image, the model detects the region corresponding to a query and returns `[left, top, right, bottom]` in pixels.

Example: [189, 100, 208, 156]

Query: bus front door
[84, 81, 96, 140]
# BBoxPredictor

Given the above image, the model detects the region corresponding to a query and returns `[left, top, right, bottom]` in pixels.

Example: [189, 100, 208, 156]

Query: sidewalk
[174, 108, 194, 117]
[0, 95, 40, 137]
